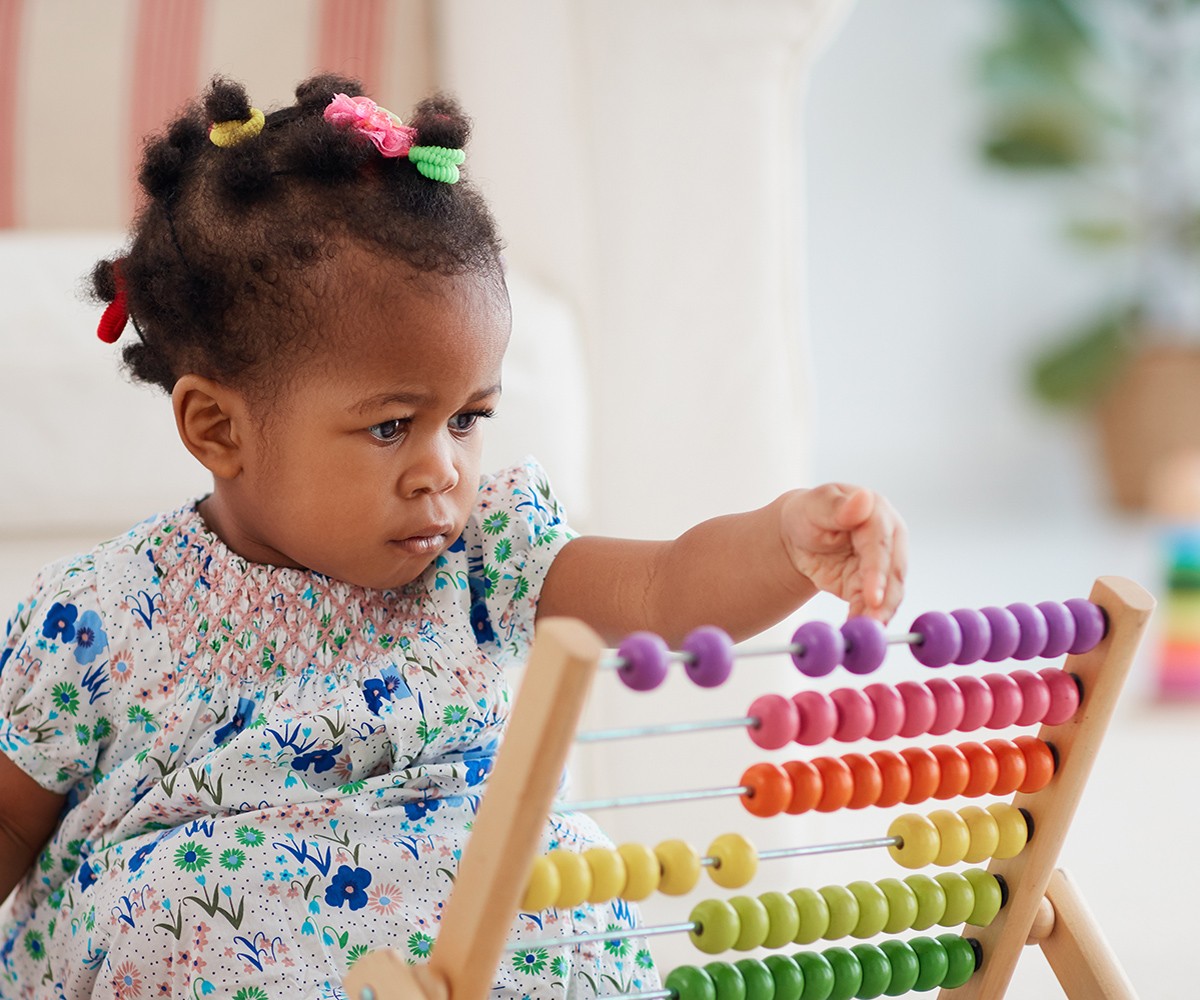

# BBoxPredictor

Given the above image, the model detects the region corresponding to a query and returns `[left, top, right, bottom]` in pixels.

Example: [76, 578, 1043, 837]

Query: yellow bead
[929, 809, 970, 867]
[707, 832, 758, 889]
[618, 842, 660, 901]
[656, 839, 702, 896]
[549, 849, 592, 909]
[958, 806, 1000, 864]
[585, 847, 626, 905]
[522, 855, 560, 912]
[888, 813, 940, 870]
[988, 802, 1030, 859]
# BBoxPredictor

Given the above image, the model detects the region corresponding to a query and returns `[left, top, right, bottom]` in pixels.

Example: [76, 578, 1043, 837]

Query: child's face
[219, 259, 510, 590]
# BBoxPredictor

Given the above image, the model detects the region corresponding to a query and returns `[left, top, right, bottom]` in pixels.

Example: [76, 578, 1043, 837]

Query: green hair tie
[408, 145, 467, 184]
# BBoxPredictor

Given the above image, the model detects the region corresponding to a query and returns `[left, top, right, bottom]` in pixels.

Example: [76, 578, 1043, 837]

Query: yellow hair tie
[209, 107, 265, 148]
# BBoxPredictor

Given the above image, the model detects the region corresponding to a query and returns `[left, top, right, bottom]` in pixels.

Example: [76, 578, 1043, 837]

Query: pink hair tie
[97, 261, 129, 344]
[323, 93, 417, 158]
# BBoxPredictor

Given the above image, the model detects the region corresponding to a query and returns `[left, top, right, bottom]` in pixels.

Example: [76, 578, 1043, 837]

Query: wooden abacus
[345, 576, 1152, 1000]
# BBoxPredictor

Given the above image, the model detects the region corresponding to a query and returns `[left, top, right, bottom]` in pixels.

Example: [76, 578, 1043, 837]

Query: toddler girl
[0, 75, 905, 999]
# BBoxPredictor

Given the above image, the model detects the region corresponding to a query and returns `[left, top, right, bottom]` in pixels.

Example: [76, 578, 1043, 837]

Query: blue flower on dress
[127, 840, 158, 873]
[324, 864, 372, 910]
[214, 697, 257, 745]
[72, 611, 109, 665]
[41, 602, 78, 642]
[403, 794, 442, 822]
[469, 595, 496, 645]
[292, 744, 342, 774]
[461, 746, 494, 787]
[362, 666, 412, 715]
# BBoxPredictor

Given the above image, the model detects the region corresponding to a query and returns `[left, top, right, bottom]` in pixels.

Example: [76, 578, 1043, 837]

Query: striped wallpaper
[1, 0, 434, 230]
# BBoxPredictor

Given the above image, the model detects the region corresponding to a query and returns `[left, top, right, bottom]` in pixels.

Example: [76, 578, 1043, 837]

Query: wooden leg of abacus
[1022, 868, 1138, 1000]
[939, 576, 1152, 999]
[343, 618, 604, 1000]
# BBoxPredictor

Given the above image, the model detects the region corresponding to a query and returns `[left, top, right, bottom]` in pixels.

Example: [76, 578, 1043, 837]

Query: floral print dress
[0, 460, 660, 1000]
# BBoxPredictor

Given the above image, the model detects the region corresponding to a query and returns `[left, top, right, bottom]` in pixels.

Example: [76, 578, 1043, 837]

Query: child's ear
[172, 375, 248, 480]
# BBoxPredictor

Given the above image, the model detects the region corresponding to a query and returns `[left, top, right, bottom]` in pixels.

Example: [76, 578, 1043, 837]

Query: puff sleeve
[463, 458, 577, 660]
[0, 557, 113, 793]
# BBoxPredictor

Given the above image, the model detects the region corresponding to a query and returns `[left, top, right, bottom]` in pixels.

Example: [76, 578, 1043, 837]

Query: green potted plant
[979, 0, 1200, 510]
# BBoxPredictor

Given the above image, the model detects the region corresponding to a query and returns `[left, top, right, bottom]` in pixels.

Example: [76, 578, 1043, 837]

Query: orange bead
[814, 756, 855, 812]
[985, 738, 1027, 796]
[1015, 736, 1057, 793]
[740, 762, 793, 817]
[958, 741, 1000, 798]
[782, 759, 822, 815]
[844, 753, 883, 809]
[900, 746, 940, 805]
[930, 745, 970, 800]
[870, 749, 912, 808]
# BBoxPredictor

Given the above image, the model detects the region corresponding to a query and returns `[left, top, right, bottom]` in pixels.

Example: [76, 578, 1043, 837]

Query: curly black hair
[91, 74, 504, 396]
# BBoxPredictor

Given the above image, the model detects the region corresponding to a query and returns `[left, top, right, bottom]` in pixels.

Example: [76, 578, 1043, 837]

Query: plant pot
[1094, 344, 1200, 512]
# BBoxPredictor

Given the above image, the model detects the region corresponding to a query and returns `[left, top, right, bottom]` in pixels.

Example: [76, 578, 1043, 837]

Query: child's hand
[779, 484, 906, 622]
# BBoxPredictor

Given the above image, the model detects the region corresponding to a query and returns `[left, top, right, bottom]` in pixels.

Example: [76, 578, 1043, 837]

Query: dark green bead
[764, 955, 805, 1000]
[823, 947, 863, 1000]
[705, 961, 748, 1000]
[910, 937, 950, 992]
[936, 934, 978, 990]
[849, 944, 889, 999]
[878, 940, 919, 996]
[794, 952, 835, 1000]
[666, 966, 717, 1000]
[734, 958, 776, 1000]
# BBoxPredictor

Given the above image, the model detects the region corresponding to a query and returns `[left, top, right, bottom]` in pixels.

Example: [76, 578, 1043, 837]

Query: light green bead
[847, 881, 889, 939]
[818, 884, 860, 941]
[690, 898, 741, 955]
[963, 869, 1004, 927]
[877, 877, 919, 934]
[759, 891, 801, 948]
[731, 895, 771, 951]
[789, 888, 831, 945]
[903, 874, 947, 930]
[935, 872, 976, 927]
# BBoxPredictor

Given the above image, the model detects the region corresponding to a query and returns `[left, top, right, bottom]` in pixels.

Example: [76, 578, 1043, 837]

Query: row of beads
[887, 803, 1031, 870]
[664, 935, 979, 1000]
[739, 740, 1054, 818]
[746, 669, 1080, 750]
[614, 599, 1105, 690]
[687, 869, 1002, 956]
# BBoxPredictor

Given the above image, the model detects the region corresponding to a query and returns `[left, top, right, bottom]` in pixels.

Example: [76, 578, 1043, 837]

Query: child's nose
[401, 434, 460, 497]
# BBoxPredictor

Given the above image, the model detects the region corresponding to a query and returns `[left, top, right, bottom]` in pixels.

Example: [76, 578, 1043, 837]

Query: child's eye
[368, 419, 406, 443]
[450, 409, 495, 434]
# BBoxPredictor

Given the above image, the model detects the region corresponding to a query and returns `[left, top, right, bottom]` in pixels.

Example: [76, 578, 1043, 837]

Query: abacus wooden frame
[344, 576, 1152, 1000]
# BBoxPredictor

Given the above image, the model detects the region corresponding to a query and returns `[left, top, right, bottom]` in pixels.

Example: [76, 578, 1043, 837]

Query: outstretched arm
[0, 753, 64, 906]
[537, 483, 906, 645]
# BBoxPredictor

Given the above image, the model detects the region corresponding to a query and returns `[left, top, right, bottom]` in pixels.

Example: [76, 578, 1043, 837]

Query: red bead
[900, 746, 940, 805]
[813, 756, 855, 812]
[793, 690, 838, 746]
[1015, 736, 1056, 793]
[832, 688, 875, 742]
[782, 759, 822, 815]
[740, 762, 793, 817]
[958, 741, 1000, 797]
[870, 750, 912, 807]
[865, 683, 905, 740]
[985, 738, 1027, 795]
[930, 745, 970, 799]
[844, 753, 883, 809]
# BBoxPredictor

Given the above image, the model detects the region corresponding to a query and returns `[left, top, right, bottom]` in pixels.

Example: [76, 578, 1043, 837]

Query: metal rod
[557, 785, 749, 813]
[576, 715, 756, 743]
[505, 920, 697, 952]
[605, 992, 673, 1000]
[758, 835, 899, 860]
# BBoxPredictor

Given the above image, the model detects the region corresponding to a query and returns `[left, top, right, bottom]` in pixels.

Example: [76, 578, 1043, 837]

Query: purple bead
[950, 608, 991, 665]
[910, 611, 962, 668]
[616, 631, 669, 691]
[840, 617, 887, 674]
[1036, 601, 1076, 659]
[681, 625, 735, 688]
[791, 621, 845, 677]
[1065, 598, 1107, 654]
[1008, 603, 1049, 660]
[980, 606, 1020, 662]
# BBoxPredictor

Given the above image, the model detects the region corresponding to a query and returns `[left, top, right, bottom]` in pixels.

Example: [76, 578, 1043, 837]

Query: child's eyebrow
[352, 385, 502, 414]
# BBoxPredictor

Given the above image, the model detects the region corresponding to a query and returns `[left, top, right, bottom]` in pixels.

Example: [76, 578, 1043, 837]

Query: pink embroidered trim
[323, 93, 417, 158]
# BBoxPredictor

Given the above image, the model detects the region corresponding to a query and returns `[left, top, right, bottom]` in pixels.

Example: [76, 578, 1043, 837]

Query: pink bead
[792, 690, 838, 746]
[831, 688, 875, 742]
[982, 673, 1022, 729]
[896, 681, 937, 739]
[926, 677, 965, 735]
[748, 693, 800, 749]
[1040, 668, 1082, 725]
[865, 683, 904, 740]
[954, 675, 995, 733]
[1010, 669, 1051, 726]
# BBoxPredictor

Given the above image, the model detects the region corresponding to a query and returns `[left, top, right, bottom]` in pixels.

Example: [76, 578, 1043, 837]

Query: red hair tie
[97, 261, 129, 344]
